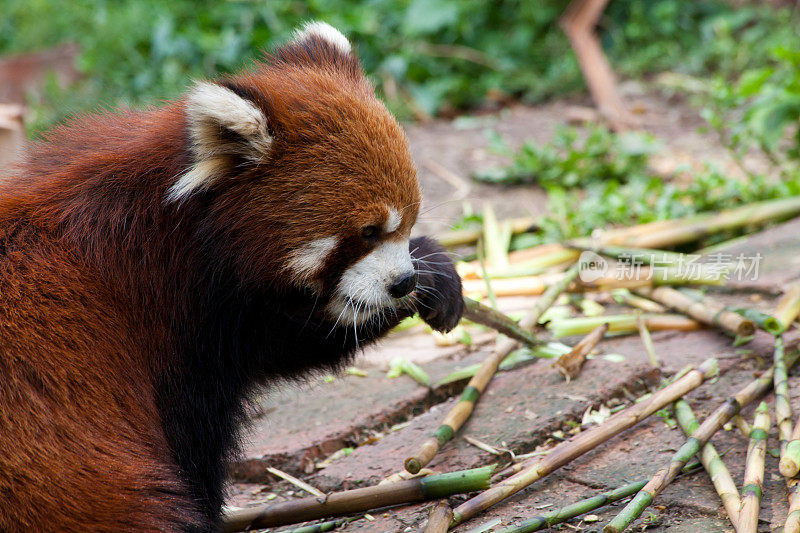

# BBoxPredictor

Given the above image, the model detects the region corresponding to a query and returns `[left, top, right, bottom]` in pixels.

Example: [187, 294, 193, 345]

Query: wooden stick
[222, 466, 493, 532]
[462, 297, 540, 347]
[423, 501, 453, 533]
[552, 322, 609, 382]
[450, 358, 719, 526]
[603, 353, 798, 533]
[738, 402, 770, 533]
[674, 399, 740, 527]
[559, 0, 638, 131]
[404, 265, 580, 474]
[635, 287, 755, 338]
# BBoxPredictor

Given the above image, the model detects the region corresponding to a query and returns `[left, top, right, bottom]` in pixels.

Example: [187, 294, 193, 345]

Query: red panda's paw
[410, 236, 464, 333]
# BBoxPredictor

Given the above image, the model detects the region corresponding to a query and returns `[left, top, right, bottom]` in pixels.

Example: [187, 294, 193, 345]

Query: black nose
[389, 273, 416, 299]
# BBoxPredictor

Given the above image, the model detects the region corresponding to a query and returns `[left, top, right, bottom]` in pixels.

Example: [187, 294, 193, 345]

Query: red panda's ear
[167, 82, 272, 202]
[271, 22, 360, 74]
[292, 22, 352, 56]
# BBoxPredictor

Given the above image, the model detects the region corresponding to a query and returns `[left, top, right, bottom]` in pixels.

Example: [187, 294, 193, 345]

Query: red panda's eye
[360, 225, 380, 242]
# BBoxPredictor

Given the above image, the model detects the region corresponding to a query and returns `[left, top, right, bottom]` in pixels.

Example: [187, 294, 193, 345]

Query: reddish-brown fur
[0, 29, 464, 531]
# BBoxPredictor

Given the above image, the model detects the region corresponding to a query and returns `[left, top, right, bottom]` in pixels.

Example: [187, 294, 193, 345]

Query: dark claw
[409, 236, 464, 332]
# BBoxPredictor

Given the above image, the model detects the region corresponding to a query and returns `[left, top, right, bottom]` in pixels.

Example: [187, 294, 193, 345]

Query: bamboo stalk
[609, 197, 800, 249]
[674, 399, 740, 527]
[275, 518, 348, 533]
[552, 322, 609, 382]
[612, 289, 667, 313]
[738, 402, 769, 533]
[462, 273, 565, 298]
[450, 358, 719, 526]
[603, 354, 797, 533]
[732, 415, 752, 438]
[423, 501, 453, 533]
[731, 308, 782, 336]
[222, 466, 493, 532]
[785, 485, 800, 533]
[404, 265, 580, 474]
[548, 313, 701, 338]
[781, 417, 800, 479]
[438, 217, 536, 247]
[266, 466, 326, 498]
[568, 243, 685, 265]
[774, 337, 796, 479]
[774, 283, 800, 333]
[635, 287, 755, 338]
[462, 298, 540, 347]
[494, 480, 647, 533]
[637, 314, 659, 367]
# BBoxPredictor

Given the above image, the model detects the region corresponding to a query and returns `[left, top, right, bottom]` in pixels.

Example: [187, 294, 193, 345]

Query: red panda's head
[167, 23, 422, 326]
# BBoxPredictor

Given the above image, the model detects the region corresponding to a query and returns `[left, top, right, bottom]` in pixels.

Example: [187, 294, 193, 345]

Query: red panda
[0, 22, 464, 531]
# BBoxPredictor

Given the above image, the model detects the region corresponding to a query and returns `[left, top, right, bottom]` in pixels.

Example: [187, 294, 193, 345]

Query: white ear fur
[167, 82, 272, 202]
[293, 21, 351, 54]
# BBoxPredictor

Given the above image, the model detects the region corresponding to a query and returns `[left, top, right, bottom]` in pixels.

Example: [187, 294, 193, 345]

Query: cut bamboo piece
[552, 322, 609, 382]
[603, 353, 798, 533]
[774, 283, 800, 333]
[494, 480, 648, 533]
[612, 289, 667, 313]
[423, 501, 453, 533]
[674, 399, 740, 528]
[450, 359, 719, 526]
[459, 247, 579, 280]
[731, 308, 782, 336]
[462, 298, 540, 347]
[222, 466, 493, 532]
[635, 287, 755, 338]
[404, 265, 580, 474]
[738, 402, 769, 533]
[781, 417, 800, 479]
[774, 337, 795, 480]
[548, 313, 701, 338]
[637, 314, 659, 367]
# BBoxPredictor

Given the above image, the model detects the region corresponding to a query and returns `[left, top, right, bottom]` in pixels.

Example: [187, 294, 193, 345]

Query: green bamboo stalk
[494, 481, 647, 533]
[774, 337, 795, 479]
[612, 289, 667, 313]
[738, 402, 770, 533]
[674, 399, 740, 527]
[450, 359, 719, 527]
[462, 298, 540, 347]
[614, 196, 800, 249]
[404, 265, 579, 474]
[222, 466, 493, 532]
[603, 354, 798, 533]
[547, 313, 700, 338]
[730, 308, 782, 336]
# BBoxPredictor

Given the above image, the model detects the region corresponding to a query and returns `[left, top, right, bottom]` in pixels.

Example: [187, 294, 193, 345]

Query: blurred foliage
[1, 0, 795, 134]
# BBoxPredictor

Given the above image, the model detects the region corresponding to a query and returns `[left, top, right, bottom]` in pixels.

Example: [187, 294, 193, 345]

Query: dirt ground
[225, 90, 799, 532]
